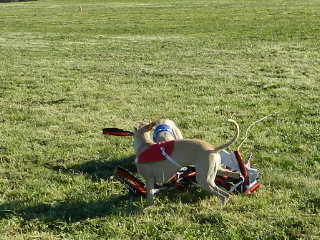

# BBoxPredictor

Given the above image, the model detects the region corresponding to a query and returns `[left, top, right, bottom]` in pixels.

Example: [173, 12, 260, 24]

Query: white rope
[237, 111, 279, 151]
[160, 147, 183, 169]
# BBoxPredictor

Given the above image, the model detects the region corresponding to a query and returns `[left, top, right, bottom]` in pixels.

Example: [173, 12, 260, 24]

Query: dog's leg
[208, 160, 230, 207]
[145, 177, 156, 206]
[207, 179, 230, 208]
[196, 173, 230, 207]
[196, 154, 231, 207]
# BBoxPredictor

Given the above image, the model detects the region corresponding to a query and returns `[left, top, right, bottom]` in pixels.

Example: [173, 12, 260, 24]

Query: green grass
[0, 0, 319, 239]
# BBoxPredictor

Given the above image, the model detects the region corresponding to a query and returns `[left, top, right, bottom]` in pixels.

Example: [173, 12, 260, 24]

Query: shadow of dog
[46, 155, 137, 182]
[0, 194, 143, 223]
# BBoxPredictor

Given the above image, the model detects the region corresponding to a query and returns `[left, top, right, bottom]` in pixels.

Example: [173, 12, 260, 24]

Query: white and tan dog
[152, 119, 183, 142]
[152, 119, 242, 180]
[133, 119, 240, 206]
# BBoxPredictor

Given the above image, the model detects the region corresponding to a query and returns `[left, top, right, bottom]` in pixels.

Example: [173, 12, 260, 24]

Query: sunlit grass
[0, 0, 319, 239]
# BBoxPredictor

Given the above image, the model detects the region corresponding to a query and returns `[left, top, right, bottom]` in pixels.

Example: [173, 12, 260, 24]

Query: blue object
[152, 124, 175, 142]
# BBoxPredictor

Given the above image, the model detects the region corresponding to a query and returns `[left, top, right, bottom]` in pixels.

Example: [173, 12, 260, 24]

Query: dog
[133, 119, 240, 206]
[152, 119, 183, 142]
[152, 119, 240, 179]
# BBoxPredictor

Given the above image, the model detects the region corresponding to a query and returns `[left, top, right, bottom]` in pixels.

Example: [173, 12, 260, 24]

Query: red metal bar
[115, 168, 148, 195]
[245, 182, 262, 195]
[234, 151, 249, 186]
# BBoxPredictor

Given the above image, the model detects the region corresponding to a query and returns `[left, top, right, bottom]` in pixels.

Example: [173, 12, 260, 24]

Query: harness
[118, 148, 261, 196]
[137, 141, 176, 164]
[152, 124, 175, 142]
[135, 146, 261, 195]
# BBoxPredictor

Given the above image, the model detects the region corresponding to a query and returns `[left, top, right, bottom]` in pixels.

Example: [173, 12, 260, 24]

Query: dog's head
[152, 124, 176, 142]
[152, 119, 183, 142]
[134, 121, 156, 133]
[133, 121, 156, 153]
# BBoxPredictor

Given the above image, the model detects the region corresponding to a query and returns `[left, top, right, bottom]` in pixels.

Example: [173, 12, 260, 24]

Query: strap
[160, 147, 183, 169]
[102, 128, 134, 136]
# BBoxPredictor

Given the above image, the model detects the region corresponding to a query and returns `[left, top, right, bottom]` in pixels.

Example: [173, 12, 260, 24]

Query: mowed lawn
[0, 0, 319, 239]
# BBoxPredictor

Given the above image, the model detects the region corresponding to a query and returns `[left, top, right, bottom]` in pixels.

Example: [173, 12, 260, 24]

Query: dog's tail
[212, 119, 240, 152]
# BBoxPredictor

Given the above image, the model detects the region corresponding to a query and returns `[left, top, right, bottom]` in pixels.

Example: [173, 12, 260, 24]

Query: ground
[0, 0, 319, 239]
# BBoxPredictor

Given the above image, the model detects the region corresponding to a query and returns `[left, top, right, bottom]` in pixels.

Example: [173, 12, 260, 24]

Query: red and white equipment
[115, 150, 261, 196]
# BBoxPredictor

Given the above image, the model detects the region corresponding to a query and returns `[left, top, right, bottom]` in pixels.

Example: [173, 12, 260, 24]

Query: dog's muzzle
[152, 124, 175, 142]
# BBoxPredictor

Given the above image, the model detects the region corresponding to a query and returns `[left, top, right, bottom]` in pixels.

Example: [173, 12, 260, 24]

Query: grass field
[1, 0, 320, 239]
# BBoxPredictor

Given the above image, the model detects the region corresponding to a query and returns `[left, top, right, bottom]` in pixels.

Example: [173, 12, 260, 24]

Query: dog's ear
[143, 121, 156, 132]
[137, 121, 146, 129]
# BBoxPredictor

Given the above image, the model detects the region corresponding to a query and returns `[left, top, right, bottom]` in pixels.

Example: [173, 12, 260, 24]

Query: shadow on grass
[47, 154, 214, 206]
[46, 154, 137, 182]
[0, 155, 142, 222]
[0, 188, 218, 223]
[157, 185, 213, 204]
[0, 155, 214, 223]
[0, 194, 143, 222]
